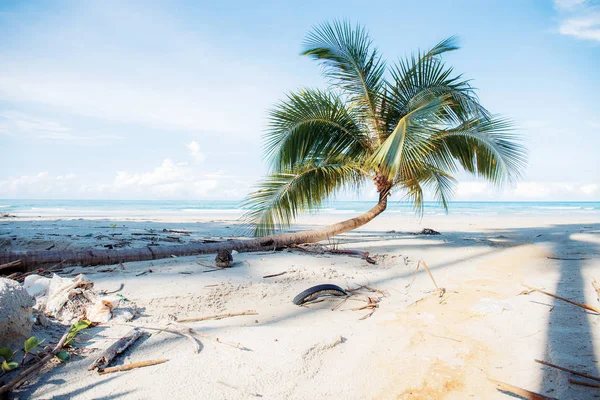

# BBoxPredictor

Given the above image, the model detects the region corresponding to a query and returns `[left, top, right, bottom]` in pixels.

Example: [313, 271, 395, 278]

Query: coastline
[1, 209, 599, 399]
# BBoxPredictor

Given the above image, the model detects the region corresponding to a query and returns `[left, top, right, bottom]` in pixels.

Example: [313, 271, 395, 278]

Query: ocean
[1, 199, 599, 219]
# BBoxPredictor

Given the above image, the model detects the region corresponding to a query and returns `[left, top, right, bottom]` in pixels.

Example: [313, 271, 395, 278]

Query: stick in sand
[263, 271, 287, 279]
[535, 359, 600, 382]
[177, 311, 258, 323]
[98, 359, 167, 375]
[488, 378, 558, 400]
[523, 284, 600, 314]
[89, 328, 145, 371]
[419, 260, 445, 297]
[0, 326, 71, 395]
[568, 378, 600, 389]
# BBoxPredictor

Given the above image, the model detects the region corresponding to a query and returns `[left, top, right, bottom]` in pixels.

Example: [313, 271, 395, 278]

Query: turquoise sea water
[1, 199, 599, 218]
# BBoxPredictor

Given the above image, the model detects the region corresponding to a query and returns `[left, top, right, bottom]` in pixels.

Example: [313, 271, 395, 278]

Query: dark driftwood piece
[88, 328, 145, 371]
[488, 379, 557, 400]
[0, 326, 71, 395]
[535, 359, 600, 382]
[0, 260, 23, 273]
[328, 249, 376, 264]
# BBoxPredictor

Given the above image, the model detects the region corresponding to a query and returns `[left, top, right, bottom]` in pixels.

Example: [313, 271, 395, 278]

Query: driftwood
[0, 326, 71, 395]
[568, 378, 600, 388]
[328, 249, 376, 264]
[488, 378, 557, 400]
[523, 284, 600, 314]
[0, 260, 24, 273]
[263, 271, 287, 279]
[98, 359, 167, 375]
[592, 280, 600, 303]
[88, 328, 145, 371]
[177, 311, 258, 323]
[547, 256, 588, 260]
[535, 359, 600, 382]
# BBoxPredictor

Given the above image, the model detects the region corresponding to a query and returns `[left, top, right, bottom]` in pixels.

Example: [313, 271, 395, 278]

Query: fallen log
[0, 195, 390, 270]
[88, 328, 145, 371]
[98, 359, 167, 375]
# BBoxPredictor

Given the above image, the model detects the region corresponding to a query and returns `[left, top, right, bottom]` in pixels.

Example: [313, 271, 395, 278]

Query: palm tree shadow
[535, 226, 600, 399]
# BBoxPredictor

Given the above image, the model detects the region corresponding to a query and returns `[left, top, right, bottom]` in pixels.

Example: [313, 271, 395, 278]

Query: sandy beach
[1, 210, 599, 399]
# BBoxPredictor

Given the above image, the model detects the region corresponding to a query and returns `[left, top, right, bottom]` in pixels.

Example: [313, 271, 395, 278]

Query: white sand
[2, 212, 599, 399]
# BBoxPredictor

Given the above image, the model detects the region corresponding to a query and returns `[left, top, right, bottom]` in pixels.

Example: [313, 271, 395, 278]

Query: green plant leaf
[1, 360, 18, 371]
[0, 347, 13, 361]
[65, 319, 92, 345]
[24, 336, 40, 353]
[55, 350, 69, 362]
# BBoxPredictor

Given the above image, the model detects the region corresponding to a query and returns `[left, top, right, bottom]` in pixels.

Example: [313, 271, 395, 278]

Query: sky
[0, 0, 599, 202]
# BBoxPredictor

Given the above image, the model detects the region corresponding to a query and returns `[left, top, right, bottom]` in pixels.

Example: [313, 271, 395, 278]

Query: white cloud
[0, 111, 123, 145]
[186, 141, 205, 162]
[554, 0, 600, 42]
[559, 13, 600, 41]
[554, 0, 588, 10]
[580, 183, 598, 195]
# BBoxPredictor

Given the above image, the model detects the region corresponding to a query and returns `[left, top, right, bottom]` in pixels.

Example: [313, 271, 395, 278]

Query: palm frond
[241, 158, 369, 236]
[265, 89, 371, 171]
[431, 116, 527, 185]
[302, 20, 385, 136]
[367, 95, 451, 180]
[383, 36, 488, 133]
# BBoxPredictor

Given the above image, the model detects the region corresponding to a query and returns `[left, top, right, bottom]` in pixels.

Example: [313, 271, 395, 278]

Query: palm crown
[243, 21, 526, 236]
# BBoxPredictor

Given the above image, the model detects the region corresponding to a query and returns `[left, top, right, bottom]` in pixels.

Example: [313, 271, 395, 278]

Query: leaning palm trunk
[0, 193, 389, 270]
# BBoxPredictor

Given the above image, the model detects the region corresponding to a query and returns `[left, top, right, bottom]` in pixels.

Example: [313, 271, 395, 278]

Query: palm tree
[0, 22, 527, 270]
[242, 21, 526, 239]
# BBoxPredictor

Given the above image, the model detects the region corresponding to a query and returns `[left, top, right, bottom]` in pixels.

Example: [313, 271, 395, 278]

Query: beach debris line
[98, 359, 168, 375]
[535, 359, 600, 383]
[522, 284, 600, 314]
[292, 284, 347, 305]
[291, 243, 378, 264]
[88, 328, 146, 372]
[176, 310, 258, 324]
[488, 378, 557, 400]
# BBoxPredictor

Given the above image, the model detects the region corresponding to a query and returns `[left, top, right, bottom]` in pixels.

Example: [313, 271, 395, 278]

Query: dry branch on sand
[488, 378, 557, 400]
[176, 311, 258, 323]
[568, 378, 600, 389]
[98, 359, 167, 375]
[88, 328, 145, 371]
[522, 284, 600, 314]
[0, 326, 71, 395]
[535, 359, 600, 383]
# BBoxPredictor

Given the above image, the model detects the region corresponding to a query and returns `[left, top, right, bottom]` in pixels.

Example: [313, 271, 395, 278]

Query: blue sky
[0, 0, 598, 201]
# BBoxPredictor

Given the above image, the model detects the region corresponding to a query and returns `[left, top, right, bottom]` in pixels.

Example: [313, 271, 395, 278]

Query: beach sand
[1, 212, 599, 399]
